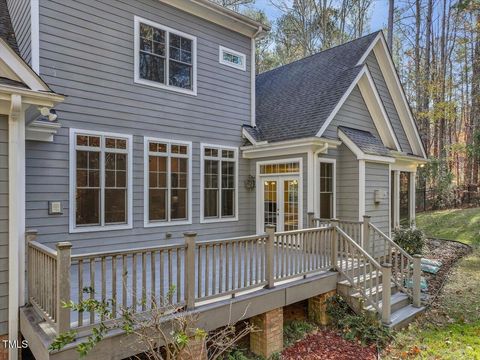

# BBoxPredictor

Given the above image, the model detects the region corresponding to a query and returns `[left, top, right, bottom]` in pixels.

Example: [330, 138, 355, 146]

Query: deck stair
[320, 217, 426, 329]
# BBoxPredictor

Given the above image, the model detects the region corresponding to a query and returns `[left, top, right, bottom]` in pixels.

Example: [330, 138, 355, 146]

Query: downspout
[251, 26, 262, 127]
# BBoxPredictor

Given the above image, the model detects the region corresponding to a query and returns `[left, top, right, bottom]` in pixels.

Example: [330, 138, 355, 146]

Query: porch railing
[311, 216, 363, 246]
[27, 226, 334, 335]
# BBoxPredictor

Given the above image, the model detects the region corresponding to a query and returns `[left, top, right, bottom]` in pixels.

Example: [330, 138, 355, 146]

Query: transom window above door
[69, 130, 133, 233]
[134, 16, 197, 95]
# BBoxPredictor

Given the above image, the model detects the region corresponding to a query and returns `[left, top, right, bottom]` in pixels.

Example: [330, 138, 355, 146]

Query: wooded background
[214, 0, 480, 210]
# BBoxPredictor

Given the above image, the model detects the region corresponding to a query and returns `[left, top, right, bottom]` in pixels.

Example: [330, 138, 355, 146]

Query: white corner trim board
[358, 159, 365, 221]
[31, 0, 40, 74]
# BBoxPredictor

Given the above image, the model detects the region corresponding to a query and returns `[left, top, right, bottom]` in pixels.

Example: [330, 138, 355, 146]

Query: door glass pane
[400, 172, 410, 225]
[284, 180, 299, 231]
[264, 180, 277, 231]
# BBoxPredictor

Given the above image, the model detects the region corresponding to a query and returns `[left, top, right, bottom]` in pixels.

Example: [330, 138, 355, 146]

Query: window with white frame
[319, 161, 335, 219]
[71, 130, 132, 232]
[201, 145, 238, 222]
[219, 46, 246, 71]
[135, 16, 196, 94]
[145, 138, 191, 225]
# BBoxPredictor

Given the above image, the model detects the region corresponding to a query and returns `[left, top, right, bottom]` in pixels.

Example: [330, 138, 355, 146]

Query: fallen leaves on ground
[281, 329, 377, 360]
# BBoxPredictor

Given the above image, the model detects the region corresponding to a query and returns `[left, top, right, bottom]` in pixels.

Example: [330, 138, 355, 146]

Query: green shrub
[393, 226, 425, 255]
[326, 295, 392, 348]
[283, 320, 316, 347]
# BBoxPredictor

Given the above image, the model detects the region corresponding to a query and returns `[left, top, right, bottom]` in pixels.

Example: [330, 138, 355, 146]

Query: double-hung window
[144, 138, 192, 226]
[201, 144, 238, 222]
[134, 16, 197, 95]
[70, 130, 132, 232]
[319, 160, 335, 219]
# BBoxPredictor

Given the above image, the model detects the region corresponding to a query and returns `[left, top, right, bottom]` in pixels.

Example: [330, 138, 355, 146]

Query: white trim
[316, 67, 366, 137]
[307, 150, 315, 213]
[393, 170, 400, 228]
[388, 164, 392, 237]
[358, 159, 365, 221]
[25, 119, 61, 142]
[8, 94, 25, 360]
[30, 0, 40, 74]
[359, 68, 400, 151]
[255, 158, 303, 233]
[241, 137, 335, 159]
[143, 137, 193, 227]
[0, 38, 50, 92]
[409, 171, 416, 226]
[356, 33, 427, 159]
[69, 129, 133, 233]
[219, 45, 246, 71]
[316, 158, 336, 219]
[338, 129, 395, 164]
[200, 143, 239, 223]
[133, 16, 198, 96]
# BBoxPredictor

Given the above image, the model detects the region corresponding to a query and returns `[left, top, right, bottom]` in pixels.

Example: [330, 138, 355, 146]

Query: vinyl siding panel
[0, 116, 8, 335]
[324, 86, 381, 139]
[27, 0, 255, 253]
[6, 0, 31, 64]
[364, 162, 390, 257]
[366, 53, 412, 153]
[335, 145, 359, 221]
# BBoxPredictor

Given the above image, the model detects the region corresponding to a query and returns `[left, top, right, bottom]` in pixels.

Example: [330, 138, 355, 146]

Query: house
[0, 0, 427, 359]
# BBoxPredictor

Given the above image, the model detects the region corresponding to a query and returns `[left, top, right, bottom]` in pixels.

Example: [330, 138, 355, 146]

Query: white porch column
[393, 170, 400, 228]
[8, 94, 25, 360]
[358, 160, 366, 221]
[409, 171, 416, 226]
[307, 150, 315, 215]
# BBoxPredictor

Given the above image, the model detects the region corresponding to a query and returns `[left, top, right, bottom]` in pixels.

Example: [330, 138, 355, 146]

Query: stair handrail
[334, 225, 391, 322]
[368, 223, 421, 307]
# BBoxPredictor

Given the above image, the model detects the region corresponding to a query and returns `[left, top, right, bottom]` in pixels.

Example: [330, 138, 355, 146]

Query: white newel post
[8, 94, 25, 360]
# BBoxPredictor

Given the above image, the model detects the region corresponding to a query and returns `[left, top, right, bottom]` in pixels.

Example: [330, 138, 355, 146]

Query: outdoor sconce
[244, 175, 256, 191]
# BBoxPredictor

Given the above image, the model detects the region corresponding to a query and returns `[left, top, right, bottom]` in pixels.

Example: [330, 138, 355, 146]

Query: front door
[262, 177, 300, 232]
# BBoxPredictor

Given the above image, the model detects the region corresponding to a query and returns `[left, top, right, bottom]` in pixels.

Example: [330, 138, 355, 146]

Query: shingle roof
[0, 0, 20, 56]
[248, 31, 381, 143]
[338, 126, 391, 157]
[0, 77, 28, 88]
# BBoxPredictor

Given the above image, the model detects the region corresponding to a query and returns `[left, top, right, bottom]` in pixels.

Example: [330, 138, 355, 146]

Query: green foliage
[326, 295, 392, 348]
[48, 330, 77, 352]
[226, 349, 252, 360]
[283, 320, 316, 347]
[393, 226, 426, 256]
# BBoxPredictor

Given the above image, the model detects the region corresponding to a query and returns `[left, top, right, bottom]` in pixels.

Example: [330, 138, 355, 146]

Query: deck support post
[184, 232, 197, 310]
[330, 219, 338, 270]
[56, 242, 72, 334]
[381, 262, 392, 325]
[412, 254, 422, 308]
[363, 215, 371, 255]
[266, 225, 275, 289]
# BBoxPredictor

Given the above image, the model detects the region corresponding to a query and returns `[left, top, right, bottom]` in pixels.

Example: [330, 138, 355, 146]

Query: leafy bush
[393, 226, 425, 255]
[326, 295, 392, 348]
[283, 320, 316, 347]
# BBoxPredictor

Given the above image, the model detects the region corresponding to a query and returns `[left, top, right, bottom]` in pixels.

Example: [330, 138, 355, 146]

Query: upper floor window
[144, 138, 192, 227]
[219, 46, 246, 71]
[134, 16, 197, 95]
[69, 129, 133, 233]
[201, 144, 238, 223]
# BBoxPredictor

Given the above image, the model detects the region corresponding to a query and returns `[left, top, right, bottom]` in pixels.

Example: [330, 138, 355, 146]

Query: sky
[252, 0, 390, 34]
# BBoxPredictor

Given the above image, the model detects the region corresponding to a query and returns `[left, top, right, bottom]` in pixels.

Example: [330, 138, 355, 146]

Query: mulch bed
[282, 329, 377, 360]
[421, 238, 471, 300]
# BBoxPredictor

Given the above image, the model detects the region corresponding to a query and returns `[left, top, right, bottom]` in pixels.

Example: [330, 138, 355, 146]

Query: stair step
[350, 282, 397, 300]
[386, 304, 426, 330]
[364, 292, 410, 313]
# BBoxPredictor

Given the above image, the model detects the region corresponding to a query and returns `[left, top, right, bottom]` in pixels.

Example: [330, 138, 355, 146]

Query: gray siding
[6, 0, 31, 64]
[335, 145, 359, 221]
[364, 162, 390, 257]
[27, 0, 255, 253]
[0, 116, 8, 335]
[365, 162, 389, 233]
[324, 86, 381, 139]
[366, 53, 412, 153]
